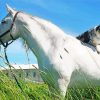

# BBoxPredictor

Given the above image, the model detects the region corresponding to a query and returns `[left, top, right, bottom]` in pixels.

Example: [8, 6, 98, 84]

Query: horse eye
[1, 20, 6, 24]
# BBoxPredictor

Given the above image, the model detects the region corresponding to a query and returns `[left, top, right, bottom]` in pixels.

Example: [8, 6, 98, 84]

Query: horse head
[0, 5, 20, 47]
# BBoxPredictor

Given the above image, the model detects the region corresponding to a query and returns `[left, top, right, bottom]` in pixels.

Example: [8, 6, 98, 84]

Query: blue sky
[0, 0, 100, 65]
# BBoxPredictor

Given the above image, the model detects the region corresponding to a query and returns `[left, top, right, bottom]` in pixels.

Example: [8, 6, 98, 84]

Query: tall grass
[0, 72, 27, 100]
[1, 71, 100, 100]
[0, 71, 51, 100]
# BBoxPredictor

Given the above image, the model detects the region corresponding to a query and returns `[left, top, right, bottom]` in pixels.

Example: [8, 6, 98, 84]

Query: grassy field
[0, 71, 100, 100]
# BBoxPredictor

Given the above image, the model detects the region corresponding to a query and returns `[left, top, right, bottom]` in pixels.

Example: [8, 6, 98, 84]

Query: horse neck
[18, 13, 66, 61]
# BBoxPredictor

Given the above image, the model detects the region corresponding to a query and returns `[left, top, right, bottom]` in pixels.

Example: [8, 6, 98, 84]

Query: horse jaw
[6, 4, 17, 17]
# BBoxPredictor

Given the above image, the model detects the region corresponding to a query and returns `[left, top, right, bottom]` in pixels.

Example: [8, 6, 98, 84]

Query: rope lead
[4, 46, 24, 93]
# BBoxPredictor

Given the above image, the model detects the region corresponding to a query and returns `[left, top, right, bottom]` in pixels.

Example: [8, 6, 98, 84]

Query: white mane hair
[17, 12, 66, 50]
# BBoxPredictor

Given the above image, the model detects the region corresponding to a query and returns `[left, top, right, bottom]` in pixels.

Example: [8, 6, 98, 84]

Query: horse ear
[6, 4, 16, 16]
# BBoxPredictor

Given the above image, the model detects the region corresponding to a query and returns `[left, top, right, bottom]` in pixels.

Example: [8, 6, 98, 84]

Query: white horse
[0, 5, 100, 99]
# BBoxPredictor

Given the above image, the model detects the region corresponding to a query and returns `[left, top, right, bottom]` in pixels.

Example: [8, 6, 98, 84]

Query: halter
[0, 11, 20, 48]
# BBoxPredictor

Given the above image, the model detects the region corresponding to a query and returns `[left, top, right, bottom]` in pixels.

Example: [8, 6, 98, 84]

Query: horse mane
[18, 12, 64, 51]
[18, 12, 49, 50]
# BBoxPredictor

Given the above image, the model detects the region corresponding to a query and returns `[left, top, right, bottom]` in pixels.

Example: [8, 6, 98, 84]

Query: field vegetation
[0, 71, 100, 100]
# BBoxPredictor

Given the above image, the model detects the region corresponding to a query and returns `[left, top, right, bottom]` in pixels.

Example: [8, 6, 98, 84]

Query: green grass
[0, 71, 52, 100]
[0, 71, 100, 100]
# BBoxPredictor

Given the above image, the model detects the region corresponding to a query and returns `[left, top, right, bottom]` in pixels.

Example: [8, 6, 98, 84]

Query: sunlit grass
[1, 71, 100, 100]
